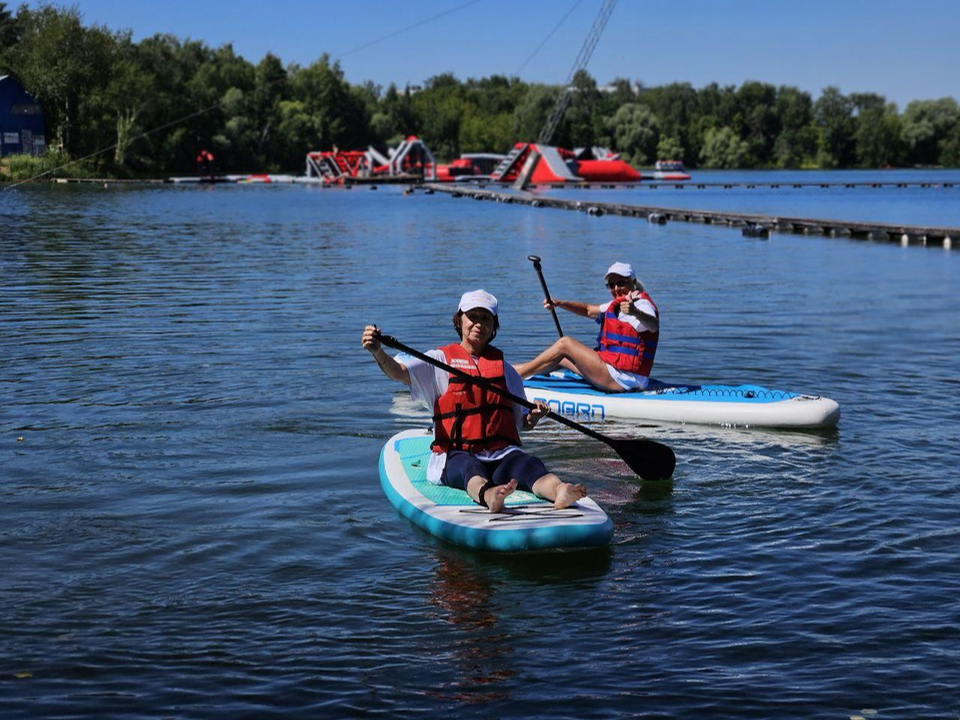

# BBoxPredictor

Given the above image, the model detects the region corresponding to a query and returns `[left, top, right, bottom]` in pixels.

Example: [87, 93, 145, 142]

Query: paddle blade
[609, 438, 676, 481]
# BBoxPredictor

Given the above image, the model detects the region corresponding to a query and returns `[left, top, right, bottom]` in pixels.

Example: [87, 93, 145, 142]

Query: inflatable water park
[169, 135, 660, 186]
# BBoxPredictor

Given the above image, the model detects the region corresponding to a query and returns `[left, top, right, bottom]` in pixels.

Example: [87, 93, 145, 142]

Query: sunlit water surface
[2, 175, 959, 718]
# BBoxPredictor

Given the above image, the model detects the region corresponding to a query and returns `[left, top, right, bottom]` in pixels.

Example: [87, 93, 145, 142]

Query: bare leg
[466, 475, 517, 513]
[530, 473, 588, 509]
[515, 336, 623, 392]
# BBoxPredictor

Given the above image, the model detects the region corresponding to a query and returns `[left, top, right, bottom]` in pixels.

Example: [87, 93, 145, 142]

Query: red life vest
[431, 343, 522, 455]
[596, 293, 659, 376]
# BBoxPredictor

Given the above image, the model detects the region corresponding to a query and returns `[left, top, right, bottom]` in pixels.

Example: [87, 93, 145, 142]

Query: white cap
[458, 289, 498, 316]
[604, 262, 635, 279]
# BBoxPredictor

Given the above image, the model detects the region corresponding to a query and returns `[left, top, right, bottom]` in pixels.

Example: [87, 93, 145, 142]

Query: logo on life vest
[448, 359, 473, 370]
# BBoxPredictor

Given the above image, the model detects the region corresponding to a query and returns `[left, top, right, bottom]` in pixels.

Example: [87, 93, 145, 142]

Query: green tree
[183, 44, 255, 169]
[736, 81, 779, 166]
[696, 82, 738, 130]
[606, 103, 659, 166]
[939, 124, 960, 167]
[134, 35, 220, 173]
[0, 1, 21, 60]
[276, 98, 319, 167]
[513, 84, 559, 143]
[646, 82, 700, 166]
[5, 5, 93, 150]
[814, 86, 855, 168]
[251, 52, 288, 164]
[773, 86, 815, 167]
[900, 98, 959, 166]
[656, 136, 684, 162]
[379, 83, 417, 144]
[700, 126, 749, 168]
[459, 110, 512, 154]
[106, 52, 155, 166]
[411, 74, 465, 159]
[850, 93, 904, 167]
[605, 76, 638, 106]
[559, 69, 602, 148]
[289, 54, 369, 153]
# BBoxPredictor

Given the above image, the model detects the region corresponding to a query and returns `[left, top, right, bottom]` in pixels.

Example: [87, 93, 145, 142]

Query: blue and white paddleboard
[379, 428, 614, 552]
[525, 371, 840, 429]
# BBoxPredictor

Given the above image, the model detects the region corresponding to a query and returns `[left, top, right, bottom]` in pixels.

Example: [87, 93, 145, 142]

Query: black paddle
[375, 331, 676, 481]
[527, 255, 564, 337]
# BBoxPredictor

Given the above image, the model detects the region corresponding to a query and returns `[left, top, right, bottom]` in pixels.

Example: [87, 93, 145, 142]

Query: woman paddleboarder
[515, 262, 660, 392]
[362, 289, 587, 513]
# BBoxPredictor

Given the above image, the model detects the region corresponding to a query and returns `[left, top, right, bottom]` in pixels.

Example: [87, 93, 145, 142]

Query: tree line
[2, 3, 959, 176]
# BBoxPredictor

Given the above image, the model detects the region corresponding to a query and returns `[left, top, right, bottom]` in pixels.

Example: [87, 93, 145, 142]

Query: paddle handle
[376, 332, 610, 445]
[528, 255, 563, 338]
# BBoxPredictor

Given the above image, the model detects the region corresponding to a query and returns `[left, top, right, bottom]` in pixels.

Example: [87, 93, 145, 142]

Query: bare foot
[554, 482, 586, 509]
[487, 479, 517, 513]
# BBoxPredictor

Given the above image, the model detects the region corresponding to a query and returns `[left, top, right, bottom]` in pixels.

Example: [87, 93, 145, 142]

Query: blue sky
[31, 0, 960, 108]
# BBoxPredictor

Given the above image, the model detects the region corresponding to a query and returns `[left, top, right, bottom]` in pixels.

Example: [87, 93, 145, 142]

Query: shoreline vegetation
[2, 4, 959, 182]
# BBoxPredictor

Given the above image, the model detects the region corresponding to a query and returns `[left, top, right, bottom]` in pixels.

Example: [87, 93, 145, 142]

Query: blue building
[0, 75, 46, 158]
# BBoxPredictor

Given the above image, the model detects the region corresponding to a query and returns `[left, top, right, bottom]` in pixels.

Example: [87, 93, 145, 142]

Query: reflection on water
[426, 549, 515, 704]
[418, 534, 613, 705]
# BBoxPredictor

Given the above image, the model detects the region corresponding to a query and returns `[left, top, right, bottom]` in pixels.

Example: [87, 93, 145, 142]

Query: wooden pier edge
[424, 183, 957, 248]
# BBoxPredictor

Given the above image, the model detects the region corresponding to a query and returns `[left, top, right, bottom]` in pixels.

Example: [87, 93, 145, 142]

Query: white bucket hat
[458, 289, 498, 316]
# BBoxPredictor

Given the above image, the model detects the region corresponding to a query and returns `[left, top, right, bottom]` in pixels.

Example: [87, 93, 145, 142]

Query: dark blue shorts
[441, 450, 550, 494]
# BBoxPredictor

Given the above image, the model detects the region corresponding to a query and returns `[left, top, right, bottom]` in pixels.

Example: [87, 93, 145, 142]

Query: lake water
[2, 174, 959, 718]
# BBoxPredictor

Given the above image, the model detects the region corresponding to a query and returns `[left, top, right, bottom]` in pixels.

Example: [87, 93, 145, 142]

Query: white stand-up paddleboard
[525, 371, 840, 429]
[379, 428, 613, 552]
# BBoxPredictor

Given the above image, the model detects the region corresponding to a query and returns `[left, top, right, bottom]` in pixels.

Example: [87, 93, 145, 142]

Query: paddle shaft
[527, 255, 564, 338]
[376, 332, 612, 446]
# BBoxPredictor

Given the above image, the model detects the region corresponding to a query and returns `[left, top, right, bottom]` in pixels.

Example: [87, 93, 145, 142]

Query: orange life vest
[596, 293, 659, 376]
[431, 343, 522, 455]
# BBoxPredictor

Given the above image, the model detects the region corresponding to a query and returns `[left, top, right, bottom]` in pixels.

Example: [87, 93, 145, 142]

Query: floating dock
[425, 183, 957, 248]
[632, 180, 956, 190]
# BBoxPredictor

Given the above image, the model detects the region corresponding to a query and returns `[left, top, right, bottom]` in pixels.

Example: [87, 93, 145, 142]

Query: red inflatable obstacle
[305, 136, 436, 185]
[575, 155, 640, 182]
[305, 147, 370, 184]
[491, 143, 640, 184]
[436, 153, 507, 182]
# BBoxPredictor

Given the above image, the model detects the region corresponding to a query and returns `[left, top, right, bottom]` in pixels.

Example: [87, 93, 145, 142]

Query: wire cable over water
[514, 0, 584, 76]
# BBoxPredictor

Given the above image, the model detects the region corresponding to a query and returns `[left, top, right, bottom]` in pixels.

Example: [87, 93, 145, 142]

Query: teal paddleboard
[379, 428, 613, 552]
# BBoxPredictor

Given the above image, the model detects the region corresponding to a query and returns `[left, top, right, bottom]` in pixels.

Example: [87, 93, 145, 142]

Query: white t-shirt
[404, 348, 528, 484]
[598, 296, 659, 391]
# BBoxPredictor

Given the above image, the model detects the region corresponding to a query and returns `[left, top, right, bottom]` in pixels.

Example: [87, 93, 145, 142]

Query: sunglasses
[606, 278, 631, 289]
